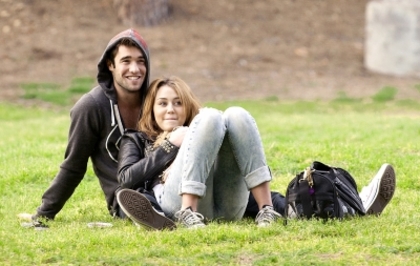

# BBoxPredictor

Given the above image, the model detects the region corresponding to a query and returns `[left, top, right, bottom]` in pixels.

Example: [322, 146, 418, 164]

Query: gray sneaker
[174, 207, 206, 229]
[117, 189, 176, 230]
[359, 163, 396, 215]
[255, 205, 282, 227]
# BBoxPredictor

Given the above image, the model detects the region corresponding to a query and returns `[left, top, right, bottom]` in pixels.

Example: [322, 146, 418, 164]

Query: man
[30, 29, 175, 226]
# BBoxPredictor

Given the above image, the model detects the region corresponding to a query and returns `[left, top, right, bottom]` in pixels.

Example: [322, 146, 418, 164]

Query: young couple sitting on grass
[29, 29, 395, 230]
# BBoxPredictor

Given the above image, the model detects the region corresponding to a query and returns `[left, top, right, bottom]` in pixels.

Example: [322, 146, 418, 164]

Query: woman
[117, 76, 283, 229]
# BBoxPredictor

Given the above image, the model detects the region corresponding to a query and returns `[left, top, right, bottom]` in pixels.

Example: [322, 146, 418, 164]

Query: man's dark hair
[107, 38, 141, 67]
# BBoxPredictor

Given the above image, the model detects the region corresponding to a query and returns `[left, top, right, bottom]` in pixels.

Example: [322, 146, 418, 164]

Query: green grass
[1, 96, 420, 265]
[20, 77, 94, 106]
[371, 86, 398, 102]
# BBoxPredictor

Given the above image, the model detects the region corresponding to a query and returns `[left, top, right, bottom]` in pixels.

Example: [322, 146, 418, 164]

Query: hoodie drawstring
[110, 100, 116, 127]
[109, 99, 124, 135]
[113, 104, 125, 136]
[106, 100, 125, 163]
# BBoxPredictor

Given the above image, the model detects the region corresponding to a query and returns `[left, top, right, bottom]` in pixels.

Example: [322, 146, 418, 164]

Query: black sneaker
[359, 164, 396, 215]
[117, 189, 176, 230]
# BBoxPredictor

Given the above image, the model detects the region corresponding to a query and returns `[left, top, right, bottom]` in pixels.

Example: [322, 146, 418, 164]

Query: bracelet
[160, 139, 175, 153]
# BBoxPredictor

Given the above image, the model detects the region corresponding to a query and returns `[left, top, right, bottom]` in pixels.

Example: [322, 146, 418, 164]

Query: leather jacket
[117, 130, 179, 191]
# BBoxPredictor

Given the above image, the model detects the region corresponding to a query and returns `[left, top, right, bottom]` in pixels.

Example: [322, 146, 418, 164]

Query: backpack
[284, 161, 365, 222]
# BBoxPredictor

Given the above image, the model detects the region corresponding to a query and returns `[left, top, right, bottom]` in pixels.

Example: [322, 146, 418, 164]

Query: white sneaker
[359, 164, 396, 215]
[174, 207, 206, 229]
[255, 206, 282, 227]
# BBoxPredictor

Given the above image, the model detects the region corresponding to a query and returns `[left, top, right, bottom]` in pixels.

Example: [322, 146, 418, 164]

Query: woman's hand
[168, 126, 188, 147]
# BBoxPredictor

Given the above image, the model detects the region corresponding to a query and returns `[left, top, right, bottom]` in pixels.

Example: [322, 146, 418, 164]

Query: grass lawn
[1, 97, 420, 265]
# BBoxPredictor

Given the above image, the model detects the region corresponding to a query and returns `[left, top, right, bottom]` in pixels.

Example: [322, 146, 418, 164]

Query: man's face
[108, 45, 147, 94]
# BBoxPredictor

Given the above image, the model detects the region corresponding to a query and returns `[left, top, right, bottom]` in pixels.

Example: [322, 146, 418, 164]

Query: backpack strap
[299, 179, 314, 219]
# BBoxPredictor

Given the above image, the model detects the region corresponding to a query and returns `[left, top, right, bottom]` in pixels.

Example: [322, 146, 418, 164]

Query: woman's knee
[224, 106, 252, 121]
[224, 106, 255, 129]
[192, 107, 224, 129]
[224, 106, 247, 117]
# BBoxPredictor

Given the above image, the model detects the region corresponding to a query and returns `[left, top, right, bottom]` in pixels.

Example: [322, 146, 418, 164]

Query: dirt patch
[1, 0, 419, 103]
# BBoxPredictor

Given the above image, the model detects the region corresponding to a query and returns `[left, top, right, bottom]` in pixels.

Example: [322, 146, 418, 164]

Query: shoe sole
[366, 164, 396, 216]
[117, 189, 176, 230]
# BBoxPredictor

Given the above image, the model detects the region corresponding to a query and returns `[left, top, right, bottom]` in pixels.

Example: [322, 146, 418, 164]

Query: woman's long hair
[138, 76, 201, 143]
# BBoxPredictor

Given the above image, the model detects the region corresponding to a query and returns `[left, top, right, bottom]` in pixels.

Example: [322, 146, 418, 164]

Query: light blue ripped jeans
[158, 107, 272, 221]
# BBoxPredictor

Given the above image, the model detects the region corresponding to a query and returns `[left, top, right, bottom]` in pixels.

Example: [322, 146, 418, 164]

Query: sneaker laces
[175, 207, 205, 228]
[255, 206, 282, 227]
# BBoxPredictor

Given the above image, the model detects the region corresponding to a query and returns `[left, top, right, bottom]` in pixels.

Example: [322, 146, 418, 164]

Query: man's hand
[18, 213, 49, 229]
[17, 213, 33, 221]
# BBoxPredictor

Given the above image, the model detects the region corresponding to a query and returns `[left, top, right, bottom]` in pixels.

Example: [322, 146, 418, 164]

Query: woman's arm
[117, 132, 179, 190]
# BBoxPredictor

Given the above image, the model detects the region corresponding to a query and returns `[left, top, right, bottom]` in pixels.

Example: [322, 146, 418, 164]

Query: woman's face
[153, 85, 187, 131]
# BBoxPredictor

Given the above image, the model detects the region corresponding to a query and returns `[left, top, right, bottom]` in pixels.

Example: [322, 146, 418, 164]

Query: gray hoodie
[36, 29, 150, 219]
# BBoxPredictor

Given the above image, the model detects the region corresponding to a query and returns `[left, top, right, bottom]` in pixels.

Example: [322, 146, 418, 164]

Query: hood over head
[97, 29, 150, 102]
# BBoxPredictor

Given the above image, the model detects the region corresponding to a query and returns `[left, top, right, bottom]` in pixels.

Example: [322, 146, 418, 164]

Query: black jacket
[117, 131, 179, 191]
